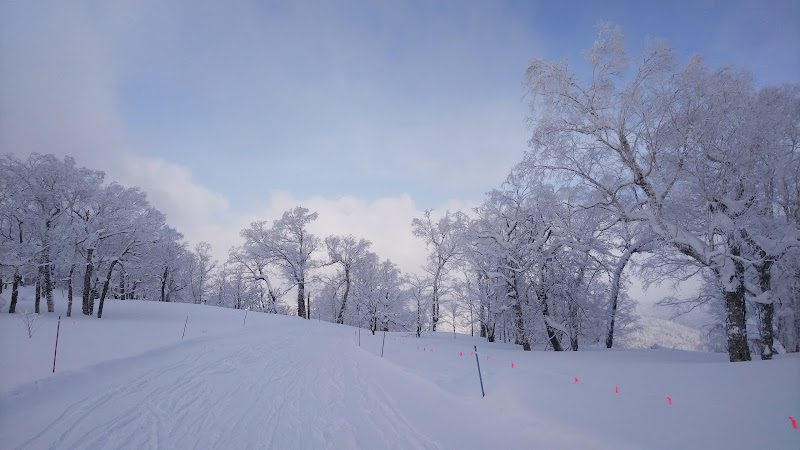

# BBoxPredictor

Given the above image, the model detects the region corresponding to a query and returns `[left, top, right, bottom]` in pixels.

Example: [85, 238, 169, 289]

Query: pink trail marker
[789, 416, 798, 430]
[574, 377, 579, 384]
[667, 396, 673, 406]
[511, 362, 515, 369]
[615, 385, 619, 394]
[486, 355, 490, 360]
[459, 351, 463, 357]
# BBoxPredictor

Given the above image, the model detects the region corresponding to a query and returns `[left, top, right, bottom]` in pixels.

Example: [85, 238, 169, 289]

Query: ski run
[1, 295, 798, 449]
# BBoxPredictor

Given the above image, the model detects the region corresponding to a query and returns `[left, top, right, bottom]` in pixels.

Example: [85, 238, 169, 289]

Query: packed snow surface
[1, 292, 798, 449]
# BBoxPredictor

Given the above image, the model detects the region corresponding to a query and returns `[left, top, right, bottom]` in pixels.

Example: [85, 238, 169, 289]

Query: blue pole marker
[474, 345, 485, 398]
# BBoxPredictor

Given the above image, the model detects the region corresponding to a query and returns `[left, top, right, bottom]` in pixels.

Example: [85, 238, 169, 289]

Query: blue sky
[2, 0, 799, 281]
[114, 0, 800, 210]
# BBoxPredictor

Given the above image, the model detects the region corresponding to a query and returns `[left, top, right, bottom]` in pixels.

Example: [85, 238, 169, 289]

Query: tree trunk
[90, 277, 97, 315]
[297, 278, 306, 318]
[432, 268, 441, 332]
[724, 250, 751, 362]
[509, 274, 530, 351]
[759, 303, 774, 360]
[82, 248, 94, 315]
[569, 299, 579, 351]
[480, 300, 487, 338]
[117, 275, 124, 299]
[97, 261, 117, 319]
[67, 264, 75, 317]
[44, 262, 54, 313]
[794, 271, 800, 352]
[757, 261, 774, 360]
[606, 248, 635, 348]
[539, 289, 563, 351]
[161, 267, 169, 302]
[130, 280, 139, 300]
[35, 271, 41, 314]
[725, 286, 751, 361]
[470, 304, 474, 337]
[306, 293, 311, 320]
[337, 270, 350, 324]
[8, 274, 20, 313]
[268, 291, 277, 313]
[418, 290, 423, 337]
[236, 276, 243, 309]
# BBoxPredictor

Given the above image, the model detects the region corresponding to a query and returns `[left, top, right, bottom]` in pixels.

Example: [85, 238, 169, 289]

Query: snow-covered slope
[618, 316, 708, 351]
[1, 290, 798, 449]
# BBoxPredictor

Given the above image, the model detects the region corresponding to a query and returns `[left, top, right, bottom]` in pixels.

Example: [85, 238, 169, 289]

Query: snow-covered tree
[94, 186, 169, 318]
[1, 153, 193, 318]
[238, 206, 320, 317]
[403, 273, 431, 337]
[352, 255, 408, 334]
[412, 210, 467, 332]
[325, 235, 372, 324]
[524, 23, 800, 360]
[189, 242, 216, 305]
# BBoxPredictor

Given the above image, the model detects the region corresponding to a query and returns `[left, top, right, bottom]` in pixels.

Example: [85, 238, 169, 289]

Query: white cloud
[196, 191, 476, 275]
[119, 155, 231, 230]
[0, 0, 240, 260]
[0, 1, 482, 275]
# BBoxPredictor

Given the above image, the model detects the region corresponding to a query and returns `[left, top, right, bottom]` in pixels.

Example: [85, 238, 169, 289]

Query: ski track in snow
[3, 330, 446, 450]
[0, 324, 532, 449]
[2, 299, 796, 450]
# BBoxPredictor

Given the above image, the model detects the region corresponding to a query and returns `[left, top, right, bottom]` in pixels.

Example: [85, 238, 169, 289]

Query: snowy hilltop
[617, 316, 708, 352]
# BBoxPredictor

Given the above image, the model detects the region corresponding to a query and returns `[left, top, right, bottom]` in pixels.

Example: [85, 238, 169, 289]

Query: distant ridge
[618, 316, 708, 351]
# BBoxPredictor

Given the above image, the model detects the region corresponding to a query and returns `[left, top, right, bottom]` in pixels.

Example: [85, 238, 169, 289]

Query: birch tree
[325, 235, 372, 324]
[525, 22, 799, 360]
[239, 206, 320, 317]
[412, 210, 466, 331]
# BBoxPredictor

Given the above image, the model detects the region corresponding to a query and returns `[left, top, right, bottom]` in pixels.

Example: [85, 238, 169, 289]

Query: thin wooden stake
[52, 315, 61, 373]
[182, 315, 188, 339]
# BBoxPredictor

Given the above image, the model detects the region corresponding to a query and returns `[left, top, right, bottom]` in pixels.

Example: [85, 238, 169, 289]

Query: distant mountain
[618, 316, 708, 351]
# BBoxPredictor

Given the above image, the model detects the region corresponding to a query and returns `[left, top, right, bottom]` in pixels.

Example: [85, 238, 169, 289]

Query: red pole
[182, 316, 188, 339]
[53, 315, 61, 373]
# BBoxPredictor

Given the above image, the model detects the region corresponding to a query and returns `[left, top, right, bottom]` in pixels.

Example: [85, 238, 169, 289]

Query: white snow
[1, 289, 798, 449]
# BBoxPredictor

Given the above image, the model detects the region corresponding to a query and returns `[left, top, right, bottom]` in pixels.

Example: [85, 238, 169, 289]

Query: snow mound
[618, 316, 708, 351]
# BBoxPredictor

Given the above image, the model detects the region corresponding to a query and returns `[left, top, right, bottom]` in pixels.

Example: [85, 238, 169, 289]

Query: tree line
[2, 24, 797, 361]
[512, 23, 799, 360]
[399, 25, 799, 360]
